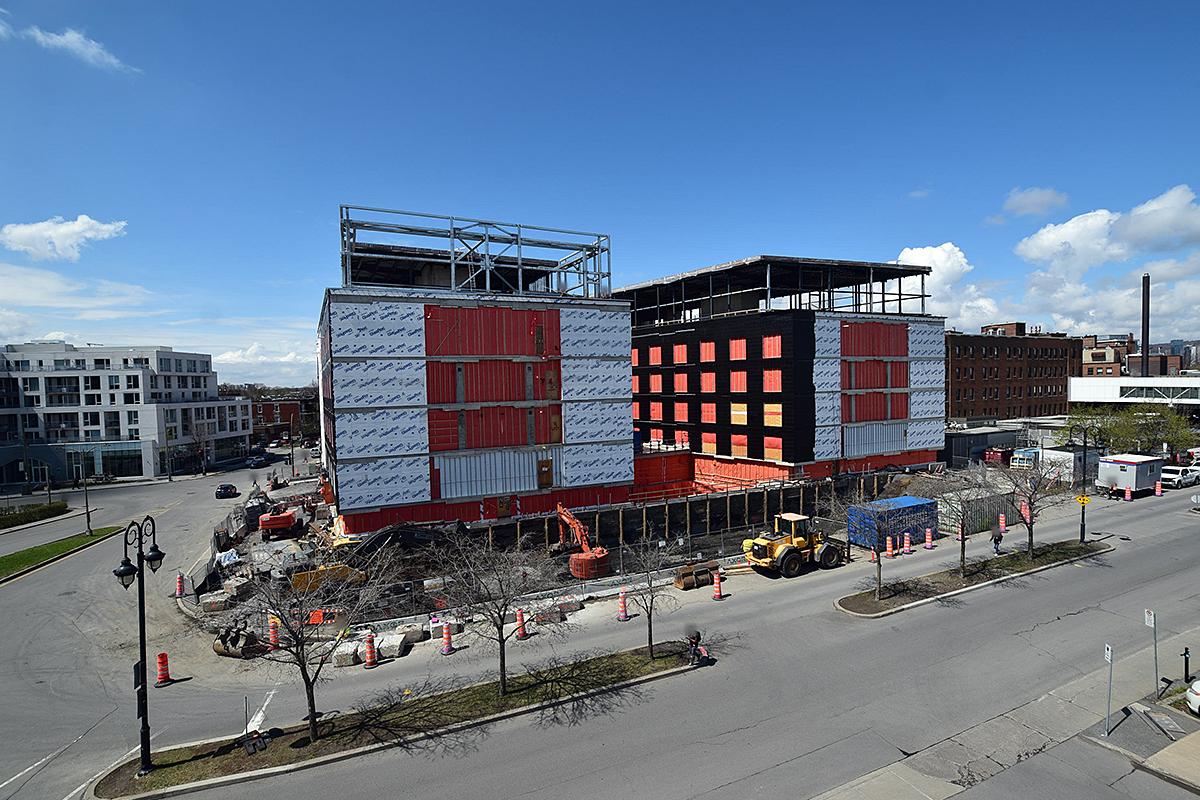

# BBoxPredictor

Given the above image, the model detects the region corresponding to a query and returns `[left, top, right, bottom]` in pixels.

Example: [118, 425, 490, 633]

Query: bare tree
[929, 465, 991, 579]
[623, 534, 683, 660]
[230, 549, 402, 743]
[189, 416, 212, 475]
[424, 524, 567, 697]
[985, 461, 1073, 561]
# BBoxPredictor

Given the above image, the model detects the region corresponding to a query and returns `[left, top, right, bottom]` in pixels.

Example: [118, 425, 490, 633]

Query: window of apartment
[701, 431, 717, 454]
[128, 428, 139, 439]
[108, 375, 120, 390]
[94, 359, 110, 369]
[83, 412, 100, 426]
[729, 338, 747, 361]
[84, 393, 100, 406]
[676, 429, 690, 447]
[674, 401, 688, 422]
[24, 395, 41, 407]
[175, 359, 183, 372]
[730, 371, 747, 393]
[165, 408, 177, 422]
[763, 369, 782, 392]
[122, 392, 140, 404]
[764, 403, 782, 427]
[674, 373, 688, 393]
[701, 402, 716, 423]
[764, 436, 783, 461]
[650, 402, 663, 421]
[1105, 367, 1113, 374]
[730, 402, 748, 425]
[701, 372, 716, 393]
[649, 374, 663, 393]
[630, 348, 638, 367]
[126, 375, 139, 389]
[83, 375, 100, 390]
[632, 375, 640, 393]
[673, 343, 687, 364]
[700, 341, 716, 362]
[730, 434, 748, 458]
[649, 428, 663, 442]
[149, 375, 158, 389]
[127, 410, 139, 425]
[762, 335, 782, 359]
[21, 377, 39, 393]
[649, 346, 662, 366]
[187, 359, 197, 373]
[159, 358, 170, 371]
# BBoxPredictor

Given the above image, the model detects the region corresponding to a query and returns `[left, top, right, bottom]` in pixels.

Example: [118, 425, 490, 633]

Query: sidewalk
[810, 624, 1200, 800]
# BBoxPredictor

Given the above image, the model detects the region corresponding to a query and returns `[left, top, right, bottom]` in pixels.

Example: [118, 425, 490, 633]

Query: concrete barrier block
[199, 591, 231, 612]
[376, 634, 408, 659]
[398, 624, 427, 644]
[222, 576, 252, 598]
[332, 641, 361, 667]
[557, 599, 584, 614]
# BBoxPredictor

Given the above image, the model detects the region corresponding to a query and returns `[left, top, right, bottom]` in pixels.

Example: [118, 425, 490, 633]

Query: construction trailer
[615, 255, 946, 495]
[319, 207, 632, 535]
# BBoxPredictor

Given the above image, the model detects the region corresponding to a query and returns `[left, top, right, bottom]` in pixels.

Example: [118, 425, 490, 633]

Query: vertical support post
[705, 498, 711, 534]
[487, 525, 494, 550]
[618, 507, 625, 574]
[725, 493, 731, 533]
[685, 498, 692, 554]
[762, 489, 768, 527]
[743, 490, 750, 529]
[642, 504, 647, 538]
[595, 511, 601, 550]
[1104, 643, 1114, 736]
[544, 516, 550, 548]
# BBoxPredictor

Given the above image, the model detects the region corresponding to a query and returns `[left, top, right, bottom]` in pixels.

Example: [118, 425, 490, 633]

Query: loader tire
[819, 544, 843, 569]
[780, 552, 803, 578]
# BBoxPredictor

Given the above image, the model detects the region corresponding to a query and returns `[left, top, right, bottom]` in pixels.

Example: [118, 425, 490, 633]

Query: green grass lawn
[0, 526, 121, 580]
[95, 643, 692, 798]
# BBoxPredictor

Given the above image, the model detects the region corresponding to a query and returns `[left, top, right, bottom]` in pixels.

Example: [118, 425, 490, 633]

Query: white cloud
[1003, 186, 1068, 217]
[39, 330, 84, 344]
[896, 242, 1002, 332]
[22, 26, 139, 73]
[0, 307, 32, 340]
[214, 342, 308, 366]
[0, 214, 127, 261]
[212, 341, 317, 385]
[908, 188, 931, 199]
[983, 214, 1007, 227]
[1137, 252, 1200, 283]
[1111, 184, 1200, 252]
[0, 9, 13, 41]
[0, 263, 152, 311]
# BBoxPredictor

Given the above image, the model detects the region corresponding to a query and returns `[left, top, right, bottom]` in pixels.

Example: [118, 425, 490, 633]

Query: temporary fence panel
[433, 447, 563, 499]
[842, 421, 908, 458]
[936, 489, 1015, 535]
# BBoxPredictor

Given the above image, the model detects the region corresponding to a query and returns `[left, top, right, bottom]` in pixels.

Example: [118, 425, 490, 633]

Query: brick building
[1127, 353, 1183, 376]
[946, 323, 1081, 420]
[251, 395, 316, 442]
[1080, 333, 1134, 377]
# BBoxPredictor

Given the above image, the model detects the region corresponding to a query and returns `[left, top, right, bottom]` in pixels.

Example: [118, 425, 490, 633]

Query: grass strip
[0, 501, 70, 529]
[95, 643, 691, 798]
[839, 540, 1109, 615]
[0, 526, 122, 580]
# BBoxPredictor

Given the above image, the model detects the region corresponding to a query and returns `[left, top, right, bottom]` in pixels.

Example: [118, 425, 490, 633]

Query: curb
[0, 507, 83, 536]
[0, 529, 123, 587]
[87, 659, 696, 800]
[833, 543, 1114, 618]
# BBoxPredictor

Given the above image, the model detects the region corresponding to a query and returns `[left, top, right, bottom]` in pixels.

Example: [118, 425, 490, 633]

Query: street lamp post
[112, 516, 166, 777]
[1069, 423, 1102, 544]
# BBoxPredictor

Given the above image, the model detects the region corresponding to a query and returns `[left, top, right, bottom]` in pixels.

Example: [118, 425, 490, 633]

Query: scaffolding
[615, 255, 932, 328]
[339, 205, 612, 298]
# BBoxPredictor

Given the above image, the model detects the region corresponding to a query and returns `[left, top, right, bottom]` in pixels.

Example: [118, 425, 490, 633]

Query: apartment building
[946, 323, 1081, 420]
[0, 341, 251, 483]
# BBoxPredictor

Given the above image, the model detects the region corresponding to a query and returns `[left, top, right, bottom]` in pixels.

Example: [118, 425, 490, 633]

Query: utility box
[847, 496, 938, 550]
[1096, 454, 1163, 495]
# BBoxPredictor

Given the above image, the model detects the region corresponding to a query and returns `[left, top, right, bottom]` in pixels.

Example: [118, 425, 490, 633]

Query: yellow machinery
[742, 512, 843, 577]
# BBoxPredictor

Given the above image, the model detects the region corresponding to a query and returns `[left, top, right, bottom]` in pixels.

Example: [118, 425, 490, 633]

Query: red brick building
[946, 323, 1081, 420]
[251, 397, 314, 442]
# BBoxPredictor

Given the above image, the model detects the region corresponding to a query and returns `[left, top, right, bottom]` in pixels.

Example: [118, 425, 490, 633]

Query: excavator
[555, 503, 611, 579]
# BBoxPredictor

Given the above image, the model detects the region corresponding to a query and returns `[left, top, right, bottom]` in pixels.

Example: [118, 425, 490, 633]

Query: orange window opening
[764, 436, 783, 461]
[701, 372, 716, 393]
[700, 341, 716, 362]
[650, 402, 663, 421]
[674, 373, 688, 393]
[631, 348, 639, 366]
[673, 343, 688, 364]
[762, 335, 782, 359]
[701, 402, 716, 423]
[729, 338, 747, 361]
[649, 346, 662, 366]
[763, 369, 782, 393]
[730, 371, 747, 393]
[632, 375, 640, 393]
[649, 374, 663, 393]
[731, 433, 748, 457]
[673, 401, 689, 422]
[676, 430, 690, 447]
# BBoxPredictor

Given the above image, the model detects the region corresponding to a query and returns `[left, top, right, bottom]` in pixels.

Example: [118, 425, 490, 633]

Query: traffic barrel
[154, 652, 173, 687]
[363, 632, 378, 669]
[885, 536, 895, 559]
[924, 527, 934, 550]
[1125, 486, 1132, 501]
[1155, 481, 1163, 497]
[515, 608, 530, 640]
[617, 588, 630, 622]
[870, 547, 877, 563]
[1020, 499, 1030, 523]
[999, 513, 1007, 534]
[175, 572, 184, 599]
[902, 532, 912, 555]
[268, 618, 280, 651]
[956, 523, 964, 542]
[712, 569, 724, 601]
[440, 621, 455, 656]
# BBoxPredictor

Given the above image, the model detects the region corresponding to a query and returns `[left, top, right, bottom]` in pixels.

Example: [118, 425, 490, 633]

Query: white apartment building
[1, 341, 251, 484]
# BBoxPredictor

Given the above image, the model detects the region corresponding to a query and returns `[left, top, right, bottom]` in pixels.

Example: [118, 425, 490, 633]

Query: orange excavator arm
[556, 503, 593, 553]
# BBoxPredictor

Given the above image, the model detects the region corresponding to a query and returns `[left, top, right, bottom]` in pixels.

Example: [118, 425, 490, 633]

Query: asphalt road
[0, 483, 1196, 800]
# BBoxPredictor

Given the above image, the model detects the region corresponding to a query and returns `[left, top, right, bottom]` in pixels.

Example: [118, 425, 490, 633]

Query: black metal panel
[632, 310, 817, 464]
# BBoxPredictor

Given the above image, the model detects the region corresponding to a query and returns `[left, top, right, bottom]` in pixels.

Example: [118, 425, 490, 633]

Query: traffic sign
[1191, 494, 1200, 504]
[1145, 609, 1155, 628]
[1105, 643, 1112, 663]
[1075, 495, 1091, 506]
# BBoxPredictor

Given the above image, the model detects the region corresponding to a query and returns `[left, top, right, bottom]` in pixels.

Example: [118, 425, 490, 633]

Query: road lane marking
[0, 706, 117, 795]
[55, 728, 168, 800]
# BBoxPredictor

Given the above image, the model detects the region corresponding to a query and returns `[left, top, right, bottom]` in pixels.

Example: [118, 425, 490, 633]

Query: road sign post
[1146, 609, 1159, 697]
[1104, 643, 1113, 737]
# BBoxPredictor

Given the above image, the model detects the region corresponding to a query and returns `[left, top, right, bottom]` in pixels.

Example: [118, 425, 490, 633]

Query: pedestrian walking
[991, 528, 1003, 555]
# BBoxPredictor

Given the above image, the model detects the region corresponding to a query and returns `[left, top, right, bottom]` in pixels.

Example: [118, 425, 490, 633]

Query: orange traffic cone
[885, 536, 895, 559]
[617, 588, 630, 622]
[363, 632, 378, 669]
[515, 608, 530, 640]
[712, 570, 724, 601]
[154, 652, 173, 687]
[440, 621, 455, 656]
[923, 527, 934, 550]
[268, 618, 280, 651]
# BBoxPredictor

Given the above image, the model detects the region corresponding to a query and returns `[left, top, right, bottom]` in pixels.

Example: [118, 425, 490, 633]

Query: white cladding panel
[909, 389, 944, 420]
[814, 316, 840, 358]
[908, 322, 945, 359]
[332, 360, 426, 408]
[561, 357, 633, 401]
[560, 307, 631, 358]
[814, 392, 841, 427]
[433, 447, 563, 499]
[843, 422, 908, 458]
[335, 409, 427, 457]
[336, 457, 430, 510]
[907, 419, 945, 450]
[328, 300, 426, 358]
[813, 425, 841, 460]
[910, 359, 945, 389]
[561, 442, 633, 486]
[563, 400, 633, 444]
[812, 358, 841, 392]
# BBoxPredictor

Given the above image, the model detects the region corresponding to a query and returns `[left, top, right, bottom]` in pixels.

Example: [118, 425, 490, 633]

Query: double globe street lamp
[113, 515, 166, 777]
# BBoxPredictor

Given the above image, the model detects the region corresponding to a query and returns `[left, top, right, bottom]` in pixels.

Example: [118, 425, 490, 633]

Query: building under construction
[319, 207, 632, 535]
[616, 256, 946, 497]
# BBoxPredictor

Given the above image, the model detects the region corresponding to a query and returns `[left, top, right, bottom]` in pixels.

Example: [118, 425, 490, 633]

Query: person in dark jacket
[991, 528, 1003, 555]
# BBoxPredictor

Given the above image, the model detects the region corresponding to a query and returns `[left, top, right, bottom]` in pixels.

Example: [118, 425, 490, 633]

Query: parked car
[246, 456, 268, 469]
[1188, 680, 1200, 716]
[268, 440, 281, 448]
[1160, 466, 1198, 489]
[215, 484, 239, 499]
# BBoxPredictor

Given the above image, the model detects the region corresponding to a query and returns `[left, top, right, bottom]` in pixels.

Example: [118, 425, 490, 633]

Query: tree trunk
[302, 674, 319, 743]
[874, 556, 882, 601]
[646, 608, 655, 660]
[960, 524, 967, 579]
[498, 634, 508, 696]
[1027, 522, 1035, 561]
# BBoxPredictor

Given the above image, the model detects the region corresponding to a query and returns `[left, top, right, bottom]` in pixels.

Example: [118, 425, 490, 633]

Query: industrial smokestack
[1141, 272, 1150, 377]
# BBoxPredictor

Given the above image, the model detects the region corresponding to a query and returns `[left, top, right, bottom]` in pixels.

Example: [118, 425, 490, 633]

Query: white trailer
[1095, 454, 1164, 497]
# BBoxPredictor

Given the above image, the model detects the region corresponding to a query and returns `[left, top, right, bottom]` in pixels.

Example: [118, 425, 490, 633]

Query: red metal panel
[429, 460, 441, 500]
[632, 375, 639, 394]
[424, 305, 560, 357]
[673, 401, 688, 422]
[631, 347, 638, 367]
[856, 392, 888, 422]
[852, 360, 888, 389]
[426, 361, 456, 403]
[730, 371, 747, 393]
[649, 346, 662, 365]
[840, 361, 852, 387]
[650, 374, 663, 393]
[533, 405, 561, 444]
[532, 362, 561, 400]
[841, 322, 908, 357]
[890, 361, 909, 388]
[673, 343, 688, 364]
[700, 341, 715, 362]
[650, 402, 663, 421]
[701, 402, 716, 423]
[701, 372, 716, 393]
[841, 394, 853, 423]
[692, 456, 791, 492]
[427, 410, 458, 451]
[729, 338, 747, 360]
[762, 335, 782, 359]
[763, 369, 782, 393]
[890, 392, 909, 420]
[674, 372, 688, 393]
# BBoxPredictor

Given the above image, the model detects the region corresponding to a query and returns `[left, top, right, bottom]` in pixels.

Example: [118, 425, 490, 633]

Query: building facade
[250, 395, 317, 443]
[319, 207, 632, 534]
[1126, 354, 1183, 376]
[946, 325, 1081, 420]
[615, 255, 945, 490]
[0, 342, 251, 484]
[1068, 375, 1200, 421]
[1080, 333, 1134, 377]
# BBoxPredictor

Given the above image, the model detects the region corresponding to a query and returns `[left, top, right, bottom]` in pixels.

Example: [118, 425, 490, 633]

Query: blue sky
[1, 2, 1198, 383]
